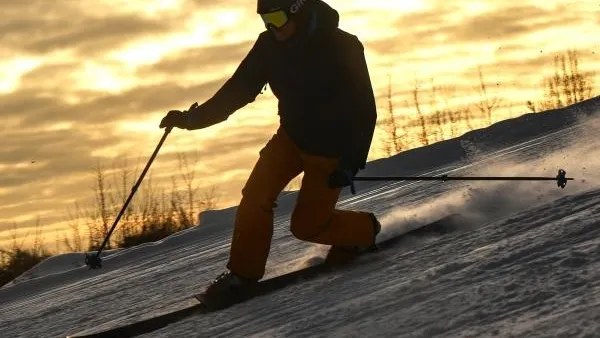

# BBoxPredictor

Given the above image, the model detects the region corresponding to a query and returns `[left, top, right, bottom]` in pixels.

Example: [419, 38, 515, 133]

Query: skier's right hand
[159, 102, 198, 129]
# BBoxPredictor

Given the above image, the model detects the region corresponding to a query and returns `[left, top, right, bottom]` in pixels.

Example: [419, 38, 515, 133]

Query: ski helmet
[257, 0, 312, 29]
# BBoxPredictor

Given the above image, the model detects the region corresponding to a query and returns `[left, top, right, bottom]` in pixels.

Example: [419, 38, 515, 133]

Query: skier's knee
[290, 223, 311, 241]
[289, 212, 328, 241]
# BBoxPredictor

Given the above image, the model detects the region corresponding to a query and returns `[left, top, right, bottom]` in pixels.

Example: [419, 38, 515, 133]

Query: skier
[160, 0, 380, 306]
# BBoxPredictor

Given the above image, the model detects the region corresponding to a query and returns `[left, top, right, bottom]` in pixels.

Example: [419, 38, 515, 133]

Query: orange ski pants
[227, 127, 375, 280]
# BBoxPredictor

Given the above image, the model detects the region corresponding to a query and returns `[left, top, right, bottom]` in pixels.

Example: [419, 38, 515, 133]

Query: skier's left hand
[159, 102, 199, 129]
[328, 167, 358, 189]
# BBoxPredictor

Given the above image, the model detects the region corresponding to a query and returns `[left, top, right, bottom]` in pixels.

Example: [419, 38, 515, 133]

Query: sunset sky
[1, 0, 599, 250]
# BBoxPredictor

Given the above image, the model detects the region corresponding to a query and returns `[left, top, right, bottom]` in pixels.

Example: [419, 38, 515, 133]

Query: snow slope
[1, 96, 600, 338]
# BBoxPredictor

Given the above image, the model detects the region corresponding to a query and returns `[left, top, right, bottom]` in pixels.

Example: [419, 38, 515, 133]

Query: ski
[66, 213, 467, 338]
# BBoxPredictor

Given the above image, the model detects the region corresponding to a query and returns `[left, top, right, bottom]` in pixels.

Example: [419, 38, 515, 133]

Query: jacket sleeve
[186, 37, 268, 130]
[338, 37, 377, 170]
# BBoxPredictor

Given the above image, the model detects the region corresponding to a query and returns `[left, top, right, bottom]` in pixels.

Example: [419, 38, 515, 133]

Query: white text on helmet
[290, 0, 307, 13]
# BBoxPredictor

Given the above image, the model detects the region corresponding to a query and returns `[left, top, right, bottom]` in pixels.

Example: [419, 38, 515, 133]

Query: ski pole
[349, 169, 573, 194]
[85, 125, 176, 269]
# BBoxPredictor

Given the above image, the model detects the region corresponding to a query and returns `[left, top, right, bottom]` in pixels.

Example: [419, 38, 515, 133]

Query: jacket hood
[312, 0, 339, 32]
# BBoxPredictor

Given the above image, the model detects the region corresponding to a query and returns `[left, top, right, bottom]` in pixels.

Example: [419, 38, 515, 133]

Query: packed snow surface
[1, 97, 600, 338]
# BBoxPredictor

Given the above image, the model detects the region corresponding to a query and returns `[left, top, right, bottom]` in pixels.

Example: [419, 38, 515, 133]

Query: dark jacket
[187, 0, 377, 170]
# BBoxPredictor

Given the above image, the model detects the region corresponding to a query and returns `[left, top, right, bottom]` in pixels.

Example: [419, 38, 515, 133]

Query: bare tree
[379, 74, 406, 156]
[63, 203, 84, 252]
[32, 216, 44, 258]
[461, 107, 474, 131]
[412, 80, 429, 146]
[9, 222, 24, 253]
[199, 186, 220, 212]
[437, 85, 460, 138]
[426, 80, 443, 142]
[177, 152, 201, 226]
[527, 50, 595, 112]
[474, 66, 503, 125]
[90, 162, 111, 249]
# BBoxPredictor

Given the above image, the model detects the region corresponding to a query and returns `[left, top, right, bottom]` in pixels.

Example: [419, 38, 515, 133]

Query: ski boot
[195, 271, 258, 310]
[324, 212, 382, 266]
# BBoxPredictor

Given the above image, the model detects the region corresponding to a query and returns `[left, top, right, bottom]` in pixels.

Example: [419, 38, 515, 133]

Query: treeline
[1, 152, 219, 287]
[379, 49, 595, 156]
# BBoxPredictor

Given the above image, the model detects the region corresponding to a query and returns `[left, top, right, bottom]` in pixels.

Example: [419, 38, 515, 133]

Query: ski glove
[159, 102, 199, 129]
[328, 167, 358, 193]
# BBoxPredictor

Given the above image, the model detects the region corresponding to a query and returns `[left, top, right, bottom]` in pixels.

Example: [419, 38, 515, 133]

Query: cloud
[137, 40, 254, 76]
[16, 62, 83, 90]
[0, 128, 117, 185]
[20, 16, 170, 55]
[366, 7, 455, 56]
[368, 4, 586, 56]
[185, 0, 248, 10]
[1, 78, 227, 128]
[450, 5, 585, 42]
[1, 2, 175, 56]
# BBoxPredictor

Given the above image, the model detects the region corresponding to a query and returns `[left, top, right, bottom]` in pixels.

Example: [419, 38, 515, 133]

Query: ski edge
[65, 302, 206, 338]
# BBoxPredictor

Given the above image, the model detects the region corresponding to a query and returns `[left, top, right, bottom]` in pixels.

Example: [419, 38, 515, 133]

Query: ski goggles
[260, 10, 290, 29]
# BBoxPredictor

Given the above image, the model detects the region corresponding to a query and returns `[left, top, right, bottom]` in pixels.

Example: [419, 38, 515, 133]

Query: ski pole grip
[556, 169, 568, 189]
